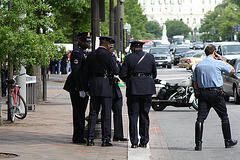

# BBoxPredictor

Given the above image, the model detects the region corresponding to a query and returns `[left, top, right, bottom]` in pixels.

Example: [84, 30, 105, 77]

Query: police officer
[109, 42, 128, 142]
[193, 44, 237, 151]
[119, 41, 157, 148]
[63, 32, 92, 144]
[84, 36, 119, 147]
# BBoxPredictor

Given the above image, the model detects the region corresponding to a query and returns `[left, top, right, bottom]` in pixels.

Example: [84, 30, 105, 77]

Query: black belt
[199, 87, 221, 91]
[91, 73, 108, 78]
[132, 73, 152, 77]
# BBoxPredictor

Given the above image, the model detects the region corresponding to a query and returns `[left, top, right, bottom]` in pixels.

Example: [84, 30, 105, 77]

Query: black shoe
[73, 138, 86, 144]
[131, 144, 138, 148]
[113, 137, 129, 142]
[101, 140, 113, 147]
[87, 139, 95, 146]
[138, 143, 147, 148]
[195, 142, 202, 151]
[225, 139, 238, 148]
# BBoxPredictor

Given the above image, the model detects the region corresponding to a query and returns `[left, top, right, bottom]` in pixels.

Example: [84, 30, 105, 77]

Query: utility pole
[109, 0, 115, 36]
[91, 0, 100, 51]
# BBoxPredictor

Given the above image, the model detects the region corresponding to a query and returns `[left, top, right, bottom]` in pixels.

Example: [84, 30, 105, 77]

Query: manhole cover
[0, 153, 18, 158]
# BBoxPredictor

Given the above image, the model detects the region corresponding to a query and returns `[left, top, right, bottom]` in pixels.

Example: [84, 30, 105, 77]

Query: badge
[74, 59, 78, 64]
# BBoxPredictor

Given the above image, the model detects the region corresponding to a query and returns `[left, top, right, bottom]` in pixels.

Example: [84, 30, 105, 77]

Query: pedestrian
[109, 42, 128, 142]
[66, 50, 72, 74]
[119, 41, 157, 148]
[193, 44, 237, 151]
[84, 36, 120, 147]
[1, 62, 8, 97]
[63, 32, 92, 144]
[61, 51, 68, 74]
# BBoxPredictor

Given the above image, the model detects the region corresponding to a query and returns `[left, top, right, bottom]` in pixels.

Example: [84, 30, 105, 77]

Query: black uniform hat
[77, 32, 92, 42]
[99, 36, 114, 43]
[130, 40, 145, 48]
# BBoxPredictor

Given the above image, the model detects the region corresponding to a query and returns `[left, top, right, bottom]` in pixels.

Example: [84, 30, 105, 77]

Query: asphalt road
[152, 66, 240, 160]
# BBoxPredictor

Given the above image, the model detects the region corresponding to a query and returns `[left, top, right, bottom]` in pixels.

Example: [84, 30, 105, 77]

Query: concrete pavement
[0, 74, 169, 160]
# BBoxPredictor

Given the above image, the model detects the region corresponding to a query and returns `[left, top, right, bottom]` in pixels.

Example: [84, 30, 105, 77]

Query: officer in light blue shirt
[192, 44, 237, 151]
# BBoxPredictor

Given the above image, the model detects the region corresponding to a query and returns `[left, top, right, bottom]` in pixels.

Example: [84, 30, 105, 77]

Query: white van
[216, 42, 240, 62]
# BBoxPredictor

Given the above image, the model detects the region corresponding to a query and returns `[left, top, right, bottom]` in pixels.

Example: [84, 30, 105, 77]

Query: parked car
[149, 47, 172, 68]
[223, 58, 240, 104]
[142, 44, 153, 53]
[216, 42, 240, 62]
[193, 41, 204, 50]
[178, 51, 204, 68]
[173, 47, 192, 65]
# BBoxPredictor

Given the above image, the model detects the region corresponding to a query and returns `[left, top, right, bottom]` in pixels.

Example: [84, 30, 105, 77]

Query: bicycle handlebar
[12, 73, 26, 80]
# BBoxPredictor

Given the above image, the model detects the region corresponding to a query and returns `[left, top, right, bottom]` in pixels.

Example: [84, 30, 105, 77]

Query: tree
[45, 0, 91, 48]
[124, 0, 147, 39]
[0, 0, 60, 124]
[145, 21, 162, 39]
[165, 20, 191, 38]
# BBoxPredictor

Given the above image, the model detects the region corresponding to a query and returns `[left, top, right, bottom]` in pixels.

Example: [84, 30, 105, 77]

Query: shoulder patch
[74, 59, 78, 64]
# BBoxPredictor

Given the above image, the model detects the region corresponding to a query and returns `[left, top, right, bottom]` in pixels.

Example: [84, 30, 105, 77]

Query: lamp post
[124, 22, 131, 49]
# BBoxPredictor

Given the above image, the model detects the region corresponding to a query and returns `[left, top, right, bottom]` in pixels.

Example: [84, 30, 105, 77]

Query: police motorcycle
[151, 64, 198, 111]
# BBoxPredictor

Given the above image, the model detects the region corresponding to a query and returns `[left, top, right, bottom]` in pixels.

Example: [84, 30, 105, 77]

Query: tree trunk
[34, 65, 42, 103]
[0, 65, 2, 125]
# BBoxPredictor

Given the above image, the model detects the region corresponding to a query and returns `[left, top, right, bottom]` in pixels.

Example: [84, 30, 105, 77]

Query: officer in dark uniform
[193, 44, 237, 151]
[63, 32, 92, 144]
[109, 42, 128, 142]
[84, 36, 119, 147]
[119, 41, 157, 148]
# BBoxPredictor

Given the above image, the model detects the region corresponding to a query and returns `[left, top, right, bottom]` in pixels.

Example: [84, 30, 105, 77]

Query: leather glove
[79, 91, 86, 98]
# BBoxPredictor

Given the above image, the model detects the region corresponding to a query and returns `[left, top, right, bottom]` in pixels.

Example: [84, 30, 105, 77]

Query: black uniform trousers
[112, 97, 124, 139]
[69, 91, 88, 141]
[127, 95, 152, 145]
[197, 89, 229, 123]
[88, 96, 112, 141]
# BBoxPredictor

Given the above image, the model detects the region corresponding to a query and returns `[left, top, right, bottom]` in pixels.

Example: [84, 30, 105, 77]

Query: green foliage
[145, 21, 162, 39]
[230, 0, 240, 6]
[124, 0, 147, 39]
[46, 0, 91, 43]
[199, 2, 240, 41]
[165, 20, 191, 38]
[0, 0, 59, 67]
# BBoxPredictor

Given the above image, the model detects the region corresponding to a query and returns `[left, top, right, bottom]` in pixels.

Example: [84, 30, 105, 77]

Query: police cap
[77, 32, 92, 42]
[130, 40, 145, 48]
[99, 36, 114, 43]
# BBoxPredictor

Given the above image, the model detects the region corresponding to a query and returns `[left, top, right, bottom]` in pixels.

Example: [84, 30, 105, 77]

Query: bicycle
[5, 73, 27, 122]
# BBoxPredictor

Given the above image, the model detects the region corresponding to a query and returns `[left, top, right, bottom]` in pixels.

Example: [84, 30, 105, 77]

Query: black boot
[195, 122, 203, 151]
[222, 120, 238, 148]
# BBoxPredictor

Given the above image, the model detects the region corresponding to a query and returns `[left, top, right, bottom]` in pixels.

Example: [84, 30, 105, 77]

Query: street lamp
[124, 22, 131, 49]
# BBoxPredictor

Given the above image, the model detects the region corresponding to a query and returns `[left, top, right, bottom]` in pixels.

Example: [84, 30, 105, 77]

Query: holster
[216, 88, 226, 101]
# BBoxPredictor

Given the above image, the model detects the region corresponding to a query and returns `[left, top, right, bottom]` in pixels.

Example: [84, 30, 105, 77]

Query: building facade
[138, 0, 223, 30]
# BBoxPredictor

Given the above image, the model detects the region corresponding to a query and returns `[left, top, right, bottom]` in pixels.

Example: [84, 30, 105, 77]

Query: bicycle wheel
[15, 94, 27, 119]
[9, 94, 16, 122]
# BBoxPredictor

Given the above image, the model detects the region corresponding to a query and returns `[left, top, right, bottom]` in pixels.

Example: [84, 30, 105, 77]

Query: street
[150, 66, 240, 160]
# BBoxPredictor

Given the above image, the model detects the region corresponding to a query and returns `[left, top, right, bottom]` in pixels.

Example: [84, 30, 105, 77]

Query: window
[178, 0, 182, 4]
[164, 0, 168, 5]
[170, 0, 174, 4]
[202, 0, 204, 4]
[165, 8, 167, 13]
[158, 0, 162, 4]
[209, 0, 211, 4]
[152, 8, 154, 12]
[215, 0, 217, 4]
[187, 18, 189, 24]
[193, 18, 196, 24]
[179, 7, 181, 12]
[151, 0, 154, 5]
[190, 0, 192, 3]
[159, 7, 161, 12]
[202, 9, 204, 13]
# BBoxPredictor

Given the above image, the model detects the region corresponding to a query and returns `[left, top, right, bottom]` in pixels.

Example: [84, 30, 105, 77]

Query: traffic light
[236, 24, 240, 32]
[232, 26, 236, 32]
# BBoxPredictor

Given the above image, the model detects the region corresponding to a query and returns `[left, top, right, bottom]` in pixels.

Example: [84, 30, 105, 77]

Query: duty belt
[91, 73, 108, 78]
[131, 73, 152, 77]
[199, 87, 222, 91]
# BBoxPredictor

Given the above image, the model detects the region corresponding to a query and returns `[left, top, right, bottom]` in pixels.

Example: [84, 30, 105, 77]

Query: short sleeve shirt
[192, 56, 232, 88]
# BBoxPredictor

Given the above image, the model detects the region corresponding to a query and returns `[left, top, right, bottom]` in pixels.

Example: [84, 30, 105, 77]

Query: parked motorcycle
[152, 67, 198, 111]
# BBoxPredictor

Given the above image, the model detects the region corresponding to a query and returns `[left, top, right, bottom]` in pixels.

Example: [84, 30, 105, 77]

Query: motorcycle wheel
[192, 98, 198, 111]
[152, 103, 167, 111]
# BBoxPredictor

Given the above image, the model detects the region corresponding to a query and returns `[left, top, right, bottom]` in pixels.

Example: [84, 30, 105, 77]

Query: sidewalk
[0, 74, 169, 160]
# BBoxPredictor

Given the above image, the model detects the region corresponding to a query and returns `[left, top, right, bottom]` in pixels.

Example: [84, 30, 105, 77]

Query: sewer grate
[0, 153, 19, 158]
